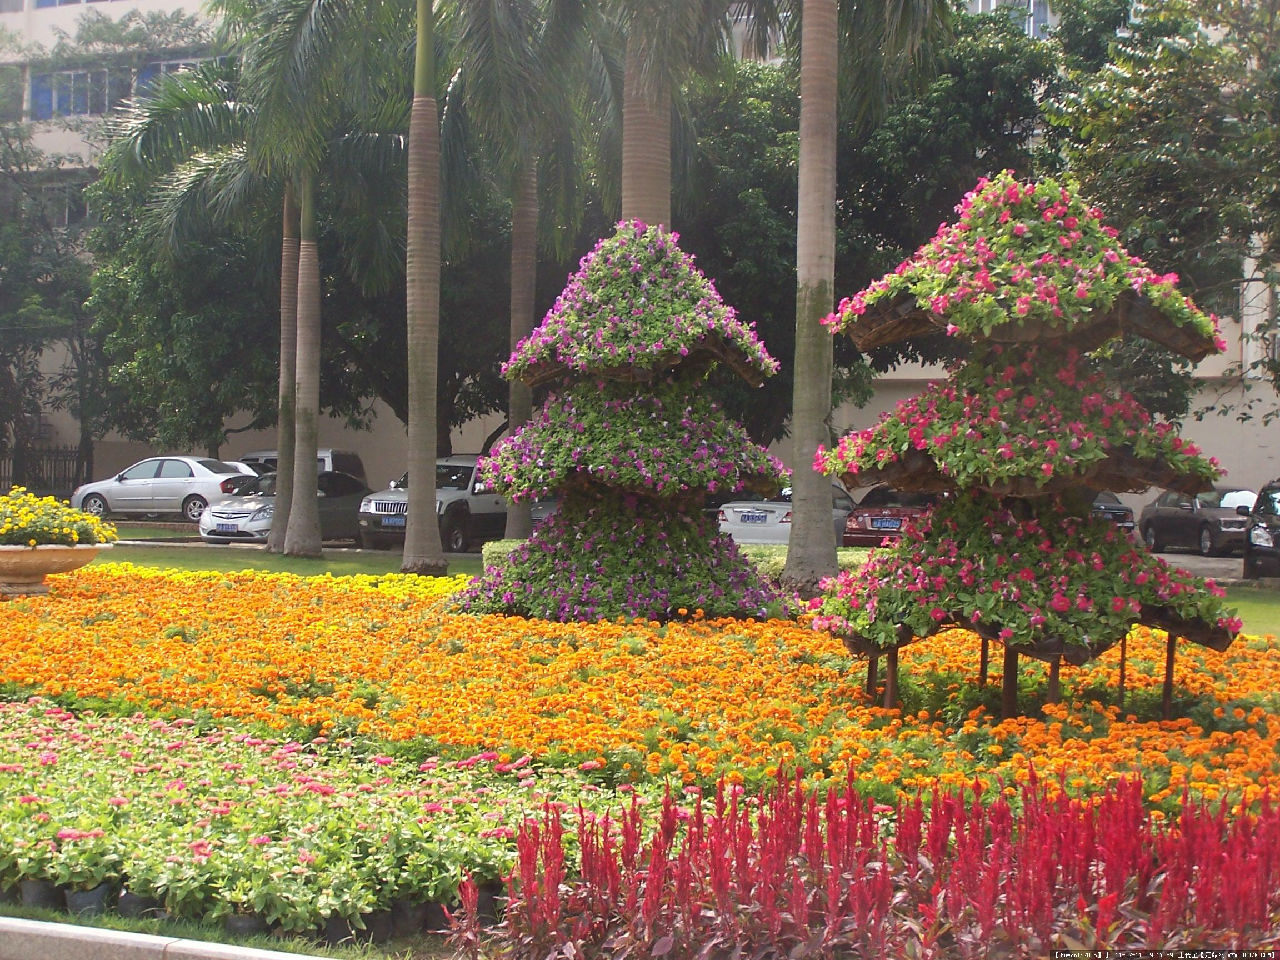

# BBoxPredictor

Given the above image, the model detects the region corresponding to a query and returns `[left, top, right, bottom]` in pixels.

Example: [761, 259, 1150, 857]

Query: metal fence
[0, 446, 84, 498]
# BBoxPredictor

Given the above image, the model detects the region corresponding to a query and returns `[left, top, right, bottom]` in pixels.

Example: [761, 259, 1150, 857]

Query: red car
[843, 485, 937, 547]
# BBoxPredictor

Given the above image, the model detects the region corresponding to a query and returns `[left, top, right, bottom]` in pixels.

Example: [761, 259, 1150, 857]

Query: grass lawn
[1225, 585, 1280, 638]
[92, 542, 1280, 637]
[111, 522, 201, 540]
[93, 543, 487, 578]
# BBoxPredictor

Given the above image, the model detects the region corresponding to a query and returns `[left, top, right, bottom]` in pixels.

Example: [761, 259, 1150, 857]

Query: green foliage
[1049, 0, 1280, 421]
[85, 179, 280, 452]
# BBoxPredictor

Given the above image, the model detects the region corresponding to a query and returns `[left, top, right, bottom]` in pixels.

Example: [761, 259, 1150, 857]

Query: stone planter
[0, 544, 107, 597]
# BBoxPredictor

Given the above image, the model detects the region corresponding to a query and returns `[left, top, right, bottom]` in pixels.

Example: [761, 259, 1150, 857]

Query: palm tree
[780, 0, 950, 594]
[611, 0, 730, 227]
[267, 184, 298, 553]
[781, 0, 838, 596]
[402, 0, 448, 575]
[105, 1, 409, 557]
[443, 0, 600, 539]
[237, 0, 410, 557]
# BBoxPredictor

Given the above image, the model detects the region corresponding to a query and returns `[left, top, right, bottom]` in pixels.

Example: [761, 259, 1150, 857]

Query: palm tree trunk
[781, 0, 838, 596]
[503, 158, 538, 540]
[283, 172, 322, 557]
[402, 0, 448, 576]
[268, 183, 299, 554]
[620, 38, 671, 228]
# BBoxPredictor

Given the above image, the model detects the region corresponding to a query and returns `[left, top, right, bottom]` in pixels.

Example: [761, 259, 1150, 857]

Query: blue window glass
[35, 0, 57, 8]
[30, 74, 52, 120]
[135, 62, 159, 96]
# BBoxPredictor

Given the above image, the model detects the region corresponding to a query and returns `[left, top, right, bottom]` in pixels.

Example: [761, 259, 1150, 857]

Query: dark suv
[1240, 479, 1280, 579]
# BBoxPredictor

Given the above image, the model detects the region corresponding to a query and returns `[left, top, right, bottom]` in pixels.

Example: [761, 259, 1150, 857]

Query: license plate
[381, 515, 406, 528]
[739, 511, 768, 524]
[216, 523, 238, 533]
[871, 517, 902, 530]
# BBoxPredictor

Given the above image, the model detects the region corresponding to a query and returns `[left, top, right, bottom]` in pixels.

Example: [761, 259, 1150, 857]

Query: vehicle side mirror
[1237, 504, 1252, 517]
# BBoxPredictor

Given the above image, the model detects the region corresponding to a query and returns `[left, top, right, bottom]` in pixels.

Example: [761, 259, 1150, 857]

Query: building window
[36, 182, 88, 228]
[29, 68, 132, 119]
[135, 58, 207, 95]
[0, 0, 23, 13]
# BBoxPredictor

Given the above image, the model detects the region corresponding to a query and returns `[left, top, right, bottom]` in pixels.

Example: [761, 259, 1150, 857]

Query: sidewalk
[0, 917, 334, 960]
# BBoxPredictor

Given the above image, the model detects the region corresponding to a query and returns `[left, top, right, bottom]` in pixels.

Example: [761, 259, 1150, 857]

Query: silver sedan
[71, 456, 248, 523]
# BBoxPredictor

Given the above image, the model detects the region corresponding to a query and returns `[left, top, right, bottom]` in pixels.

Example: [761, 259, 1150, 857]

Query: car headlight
[1249, 525, 1274, 548]
[360, 496, 373, 512]
[250, 505, 274, 523]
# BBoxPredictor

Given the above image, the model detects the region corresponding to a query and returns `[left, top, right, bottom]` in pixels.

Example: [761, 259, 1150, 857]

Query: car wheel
[442, 518, 468, 553]
[80, 494, 108, 517]
[1197, 525, 1217, 557]
[181, 495, 208, 523]
[1141, 523, 1163, 553]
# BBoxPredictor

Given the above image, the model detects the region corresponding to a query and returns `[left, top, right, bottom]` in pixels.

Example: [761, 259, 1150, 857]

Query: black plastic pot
[19, 878, 64, 911]
[65, 882, 113, 916]
[116, 890, 163, 919]
[224, 912, 270, 938]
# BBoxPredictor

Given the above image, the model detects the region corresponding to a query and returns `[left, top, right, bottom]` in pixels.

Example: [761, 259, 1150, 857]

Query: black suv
[1240, 479, 1280, 579]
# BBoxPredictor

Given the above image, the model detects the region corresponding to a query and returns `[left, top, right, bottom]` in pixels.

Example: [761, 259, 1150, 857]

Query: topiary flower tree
[456, 221, 787, 621]
[811, 172, 1240, 717]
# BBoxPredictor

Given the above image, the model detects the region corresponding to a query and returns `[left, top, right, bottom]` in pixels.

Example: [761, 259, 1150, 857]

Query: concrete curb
[0, 917, 332, 960]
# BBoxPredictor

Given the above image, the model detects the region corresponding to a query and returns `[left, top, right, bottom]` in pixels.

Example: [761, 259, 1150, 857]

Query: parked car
[71, 456, 247, 522]
[198, 471, 370, 544]
[717, 485, 855, 546]
[1240, 479, 1280, 579]
[238, 448, 367, 485]
[1087, 490, 1136, 536]
[843, 486, 937, 547]
[1138, 486, 1257, 556]
[358, 456, 507, 552]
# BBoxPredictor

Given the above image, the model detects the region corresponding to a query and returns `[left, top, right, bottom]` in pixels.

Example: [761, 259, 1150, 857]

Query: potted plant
[48, 828, 123, 914]
[0, 487, 117, 596]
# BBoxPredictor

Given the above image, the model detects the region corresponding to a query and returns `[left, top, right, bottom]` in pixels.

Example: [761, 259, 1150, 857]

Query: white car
[199, 471, 371, 544]
[71, 456, 247, 523]
[717, 485, 856, 546]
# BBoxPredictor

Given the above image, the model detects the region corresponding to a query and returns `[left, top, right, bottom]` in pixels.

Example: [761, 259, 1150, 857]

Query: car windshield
[1198, 489, 1256, 510]
[436, 464, 474, 490]
[240, 474, 276, 496]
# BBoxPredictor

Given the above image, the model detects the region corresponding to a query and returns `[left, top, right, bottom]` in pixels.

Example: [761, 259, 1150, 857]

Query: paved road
[1156, 550, 1246, 582]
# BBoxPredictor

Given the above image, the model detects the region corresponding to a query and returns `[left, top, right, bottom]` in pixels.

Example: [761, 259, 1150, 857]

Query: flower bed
[0, 487, 117, 547]
[2, 566, 1278, 809]
[0, 699, 653, 933]
[2, 565, 1279, 952]
[458, 774, 1280, 956]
